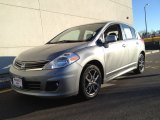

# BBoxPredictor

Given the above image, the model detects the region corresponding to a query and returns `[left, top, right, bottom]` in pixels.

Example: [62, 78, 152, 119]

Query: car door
[103, 24, 128, 77]
[121, 24, 139, 64]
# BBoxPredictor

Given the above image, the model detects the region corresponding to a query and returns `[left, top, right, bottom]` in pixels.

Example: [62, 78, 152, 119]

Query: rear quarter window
[124, 27, 132, 39]
[130, 27, 137, 39]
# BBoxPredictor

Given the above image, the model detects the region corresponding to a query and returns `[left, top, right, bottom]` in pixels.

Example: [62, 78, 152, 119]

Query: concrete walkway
[0, 74, 11, 90]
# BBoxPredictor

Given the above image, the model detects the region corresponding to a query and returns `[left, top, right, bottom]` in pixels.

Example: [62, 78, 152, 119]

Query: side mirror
[105, 35, 117, 43]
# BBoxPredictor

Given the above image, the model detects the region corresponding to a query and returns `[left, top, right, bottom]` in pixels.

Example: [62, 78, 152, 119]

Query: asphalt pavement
[0, 52, 160, 120]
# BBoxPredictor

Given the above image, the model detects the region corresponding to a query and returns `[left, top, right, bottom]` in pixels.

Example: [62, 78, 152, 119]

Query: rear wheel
[133, 53, 145, 74]
[79, 64, 102, 99]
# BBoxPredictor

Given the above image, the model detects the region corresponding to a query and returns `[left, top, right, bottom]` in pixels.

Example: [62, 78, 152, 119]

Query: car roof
[75, 21, 133, 28]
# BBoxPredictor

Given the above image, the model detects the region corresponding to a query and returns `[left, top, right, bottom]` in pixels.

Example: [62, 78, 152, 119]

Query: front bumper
[9, 62, 82, 97]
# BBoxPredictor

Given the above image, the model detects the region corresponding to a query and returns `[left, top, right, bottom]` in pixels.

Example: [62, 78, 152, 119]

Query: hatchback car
[10, 21, 145, 99]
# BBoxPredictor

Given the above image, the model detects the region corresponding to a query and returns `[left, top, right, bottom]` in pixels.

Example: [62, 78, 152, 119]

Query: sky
[132, 0, 160, 32]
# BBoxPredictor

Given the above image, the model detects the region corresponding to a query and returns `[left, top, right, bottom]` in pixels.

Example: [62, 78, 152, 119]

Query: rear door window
[122, 24, 136, 40]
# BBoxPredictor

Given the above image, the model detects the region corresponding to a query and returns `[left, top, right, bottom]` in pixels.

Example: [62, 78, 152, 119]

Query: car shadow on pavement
[115, 73, 160, 81]
[2, 84, 160, 120]
[0, 92, 86, 120]
[1, 75, 160, 120]
[0, 73, 160, 119]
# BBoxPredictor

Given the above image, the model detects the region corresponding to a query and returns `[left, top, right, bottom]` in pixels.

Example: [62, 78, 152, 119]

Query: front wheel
[79, 64, 102, 100]
[133, 53, 145, 74]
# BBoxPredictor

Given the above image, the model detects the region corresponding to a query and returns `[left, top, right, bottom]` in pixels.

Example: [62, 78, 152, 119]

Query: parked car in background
[10, 21, 145, 99]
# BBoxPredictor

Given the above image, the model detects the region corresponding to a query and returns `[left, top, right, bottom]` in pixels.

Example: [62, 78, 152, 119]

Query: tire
[79, 64, 102, 100]
[133, 53, 145, 74]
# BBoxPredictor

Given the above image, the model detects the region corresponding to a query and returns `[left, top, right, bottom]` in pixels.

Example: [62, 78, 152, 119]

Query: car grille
[14, 60, 49, 70]
[23, 81, 41, 90]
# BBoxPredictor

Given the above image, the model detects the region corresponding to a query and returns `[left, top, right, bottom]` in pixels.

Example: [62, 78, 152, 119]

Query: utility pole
[144, 4, 149, 37]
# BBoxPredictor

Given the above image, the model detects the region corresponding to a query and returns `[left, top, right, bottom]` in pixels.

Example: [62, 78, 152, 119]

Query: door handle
[122, 44, 126, 47]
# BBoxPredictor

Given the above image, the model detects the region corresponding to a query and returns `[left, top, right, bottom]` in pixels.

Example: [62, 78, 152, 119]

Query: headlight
[43, 52, 80, 70]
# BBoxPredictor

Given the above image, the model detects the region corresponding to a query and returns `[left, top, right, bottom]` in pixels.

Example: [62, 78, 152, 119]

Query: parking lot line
[0, 89, 12, 94]
[146, 52, 151, 55]
[152, 50, 160, 54]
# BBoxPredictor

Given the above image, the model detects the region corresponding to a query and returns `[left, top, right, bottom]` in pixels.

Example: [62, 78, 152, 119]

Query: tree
[151, 30, 156, 37]
[139, 30, 146, 38]
[156, 30, 160, 34]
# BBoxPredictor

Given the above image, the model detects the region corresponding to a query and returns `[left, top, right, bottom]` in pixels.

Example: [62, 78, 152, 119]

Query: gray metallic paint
[17, 42, 88, 61]
[9, 21, 145, 97]
[10, 61, 82, 97]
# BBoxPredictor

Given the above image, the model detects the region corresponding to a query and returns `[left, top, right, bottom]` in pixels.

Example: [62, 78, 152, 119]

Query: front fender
[75, 45, 105, 88]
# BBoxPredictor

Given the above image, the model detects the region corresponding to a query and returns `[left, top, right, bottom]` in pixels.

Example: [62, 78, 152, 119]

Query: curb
[0, 74, 11, 90]
[146, 50, 160, 55]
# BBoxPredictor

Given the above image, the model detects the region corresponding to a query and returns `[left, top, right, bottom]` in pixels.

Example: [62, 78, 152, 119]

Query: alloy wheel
[85, 68, 100, 96]
[138, 54, 145, 72]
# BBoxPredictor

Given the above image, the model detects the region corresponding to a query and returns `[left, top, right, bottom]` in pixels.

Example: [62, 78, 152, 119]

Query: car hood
[17, 42, 88, 61]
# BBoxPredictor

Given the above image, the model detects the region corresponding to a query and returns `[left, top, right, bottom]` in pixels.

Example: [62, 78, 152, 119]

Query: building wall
[0, 0, 132, 73]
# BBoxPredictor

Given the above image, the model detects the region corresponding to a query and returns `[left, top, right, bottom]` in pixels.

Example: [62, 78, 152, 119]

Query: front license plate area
[13, 77, 23, 88]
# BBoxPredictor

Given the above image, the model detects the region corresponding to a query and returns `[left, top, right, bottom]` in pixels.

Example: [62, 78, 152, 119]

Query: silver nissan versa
[10, 21, 145, 99]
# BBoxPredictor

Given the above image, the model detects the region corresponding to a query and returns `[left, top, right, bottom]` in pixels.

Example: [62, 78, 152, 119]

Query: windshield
[48, 23, 105, 44]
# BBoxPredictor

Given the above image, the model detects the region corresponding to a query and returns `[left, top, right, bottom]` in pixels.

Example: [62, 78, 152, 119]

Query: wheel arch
[80, 60, 104, 84]
[140, 51, 145, 59]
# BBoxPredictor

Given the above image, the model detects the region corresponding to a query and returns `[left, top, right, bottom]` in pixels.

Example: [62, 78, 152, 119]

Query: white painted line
[146, 52, 151, 55]
[146, 61, 153, 63]
[145, 66, 150, 69]
[0, 89, 12, 94]
[152, 50, 160, 53]
[145, 66, 159, 69]
[146, 50, 160, 55]
[151, 67, 159, 69]
[101, 83, 115, 88]
[2, 65, 11, 69]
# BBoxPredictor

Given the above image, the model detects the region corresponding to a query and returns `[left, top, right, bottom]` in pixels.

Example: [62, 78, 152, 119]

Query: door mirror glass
[105, 35, 117, 43]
